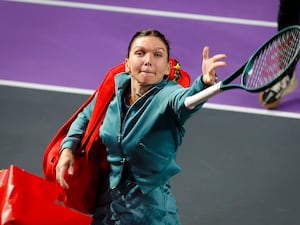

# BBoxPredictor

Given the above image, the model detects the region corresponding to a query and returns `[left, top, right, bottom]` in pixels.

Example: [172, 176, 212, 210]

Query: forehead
[131, 36, 167, 51]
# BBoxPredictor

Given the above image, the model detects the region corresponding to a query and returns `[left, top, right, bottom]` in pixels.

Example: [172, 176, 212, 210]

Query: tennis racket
[185, 25, 300, 109]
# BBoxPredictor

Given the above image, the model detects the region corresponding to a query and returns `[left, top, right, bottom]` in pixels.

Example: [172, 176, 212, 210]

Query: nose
[144, 54, 152, 66]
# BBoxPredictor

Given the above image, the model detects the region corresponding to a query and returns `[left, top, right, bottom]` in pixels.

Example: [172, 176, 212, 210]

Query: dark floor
[1, 85, 300, 225]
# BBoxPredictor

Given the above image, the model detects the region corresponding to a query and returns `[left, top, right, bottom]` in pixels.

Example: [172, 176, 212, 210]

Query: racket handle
[184, 81, 222, 109]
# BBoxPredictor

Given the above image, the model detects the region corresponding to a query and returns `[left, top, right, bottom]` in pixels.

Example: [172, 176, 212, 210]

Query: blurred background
[1, 1, 300, 224]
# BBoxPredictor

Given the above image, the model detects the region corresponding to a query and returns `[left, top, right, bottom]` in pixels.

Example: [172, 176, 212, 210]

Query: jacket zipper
[118, 86, 156, 144]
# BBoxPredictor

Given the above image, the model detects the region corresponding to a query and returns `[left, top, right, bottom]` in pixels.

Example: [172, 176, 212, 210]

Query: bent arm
[60, 93, 97, 153]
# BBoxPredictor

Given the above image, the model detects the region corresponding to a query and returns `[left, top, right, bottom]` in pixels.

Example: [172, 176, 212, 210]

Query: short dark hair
[127, 29, 170, 59]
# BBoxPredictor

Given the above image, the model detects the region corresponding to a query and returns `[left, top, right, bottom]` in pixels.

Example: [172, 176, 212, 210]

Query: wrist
[59, 148, 73, 155]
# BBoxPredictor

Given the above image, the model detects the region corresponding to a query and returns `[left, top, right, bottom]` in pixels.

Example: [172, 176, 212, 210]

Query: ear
[166, 60, 171, 75]
[125, 58, 130, 73]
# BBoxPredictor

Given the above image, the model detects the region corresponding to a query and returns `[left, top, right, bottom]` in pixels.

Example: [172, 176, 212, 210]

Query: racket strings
[244, 28, 300, 89]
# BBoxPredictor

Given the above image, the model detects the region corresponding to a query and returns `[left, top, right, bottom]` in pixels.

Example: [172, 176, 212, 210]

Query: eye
[154, 52, 163, 58]
[135, 51, 144, 56]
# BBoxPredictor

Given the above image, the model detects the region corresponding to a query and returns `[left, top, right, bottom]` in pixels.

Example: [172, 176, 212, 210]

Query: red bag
[43, 59, 191, 214]
[43, 63, 117, 214]
[0, 165, 92, 225]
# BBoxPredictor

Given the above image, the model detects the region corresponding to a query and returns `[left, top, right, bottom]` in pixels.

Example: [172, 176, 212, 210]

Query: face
[125, 36, 170, 87]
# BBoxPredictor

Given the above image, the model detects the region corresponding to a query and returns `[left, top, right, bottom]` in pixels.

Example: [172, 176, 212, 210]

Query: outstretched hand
[202, 46, 227, 85]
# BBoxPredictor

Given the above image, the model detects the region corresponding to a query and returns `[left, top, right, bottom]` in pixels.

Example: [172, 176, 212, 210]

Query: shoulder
[115, 72, 131, 85]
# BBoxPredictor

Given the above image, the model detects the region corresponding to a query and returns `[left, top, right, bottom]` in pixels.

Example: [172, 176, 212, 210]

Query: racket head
[241, 25, 300, 92]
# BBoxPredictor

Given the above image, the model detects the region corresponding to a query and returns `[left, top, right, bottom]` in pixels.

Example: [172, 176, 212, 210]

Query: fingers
[202, 46, 209, 60]
[213, 60, 227, 69]
[211, 54, 227, 63]
[56, 164, 70, 189]
[202, 46, 226, 63]
[201, 46, 227, 85]
[55, 148, 75, 189]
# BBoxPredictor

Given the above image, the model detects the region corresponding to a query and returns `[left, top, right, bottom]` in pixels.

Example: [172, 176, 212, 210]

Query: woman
[56, 29, 227, 224]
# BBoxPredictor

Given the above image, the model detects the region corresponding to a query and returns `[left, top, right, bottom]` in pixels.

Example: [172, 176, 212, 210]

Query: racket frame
[185, 25, 300, 109]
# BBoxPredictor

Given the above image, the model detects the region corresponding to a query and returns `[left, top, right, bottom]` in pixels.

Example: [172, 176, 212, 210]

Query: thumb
[68, 164, 74, 175]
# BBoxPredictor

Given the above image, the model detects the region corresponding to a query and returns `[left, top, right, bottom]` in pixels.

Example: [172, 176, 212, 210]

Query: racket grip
[184, 81, 222, 109]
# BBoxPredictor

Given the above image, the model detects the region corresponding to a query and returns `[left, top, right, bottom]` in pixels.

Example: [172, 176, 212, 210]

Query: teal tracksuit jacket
[102, 72, 208, 193]
[61, 72, 209, 224]
[61, 72, 209, 193]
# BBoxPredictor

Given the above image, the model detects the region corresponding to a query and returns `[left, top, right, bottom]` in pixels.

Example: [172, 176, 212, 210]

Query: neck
[126, 86, 152, 105]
